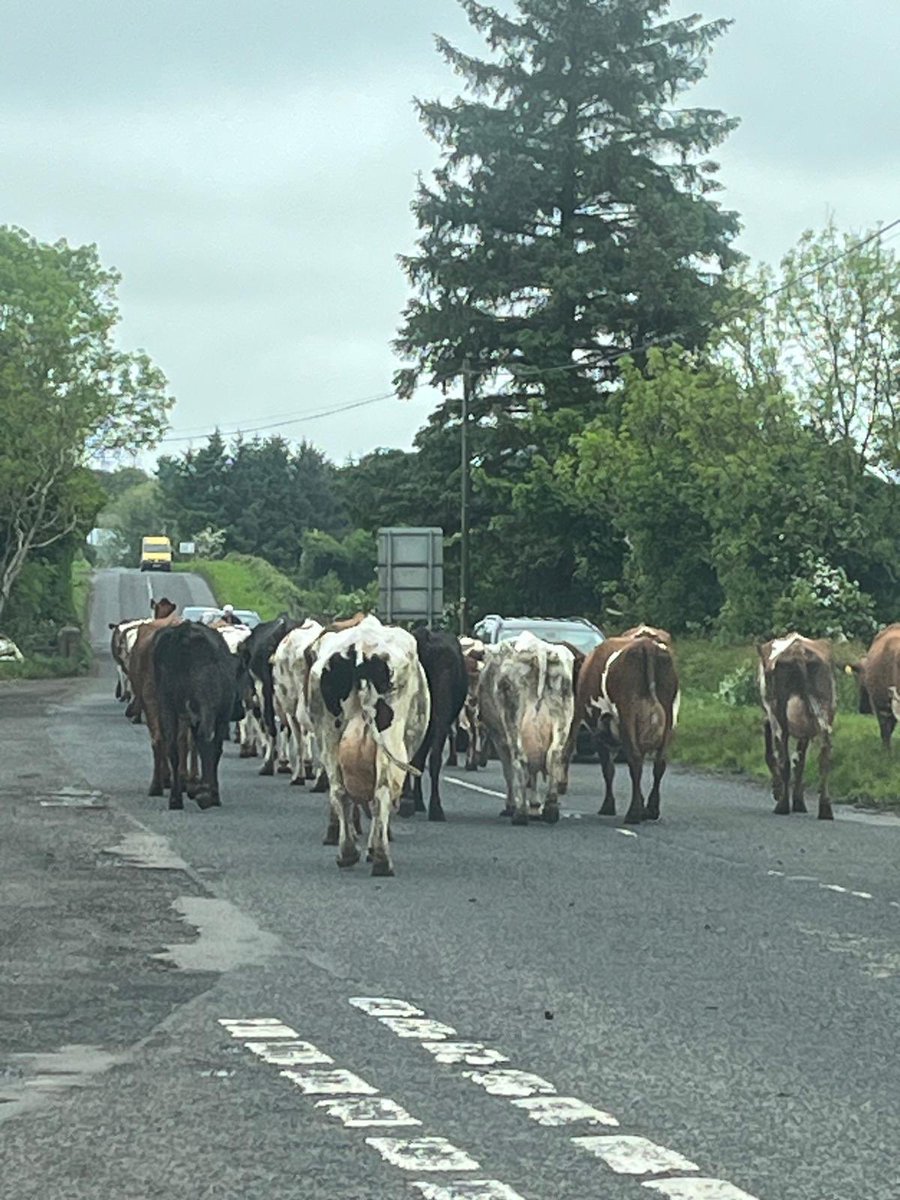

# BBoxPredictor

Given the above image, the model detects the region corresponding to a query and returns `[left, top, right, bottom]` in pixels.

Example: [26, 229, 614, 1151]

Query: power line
[157, 389, 408, 447]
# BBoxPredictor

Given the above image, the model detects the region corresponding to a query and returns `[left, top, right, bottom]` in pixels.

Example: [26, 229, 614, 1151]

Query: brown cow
[757, 633, 835, 820]
[848, 624, 900, 750]
[574, 628, 679, 824]
[125, 600, 185, 795]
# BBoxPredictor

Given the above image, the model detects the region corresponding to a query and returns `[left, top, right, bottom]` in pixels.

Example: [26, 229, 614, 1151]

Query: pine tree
[395, 0, 740, 404]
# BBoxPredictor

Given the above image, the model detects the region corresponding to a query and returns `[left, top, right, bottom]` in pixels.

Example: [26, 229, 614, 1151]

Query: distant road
[89, 567, 217, 649]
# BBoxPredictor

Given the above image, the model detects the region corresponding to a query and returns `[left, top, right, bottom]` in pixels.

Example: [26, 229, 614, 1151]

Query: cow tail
[537, 648, 548, 710]
[642, 640, 659, 705]
[358, 681, 423, 777]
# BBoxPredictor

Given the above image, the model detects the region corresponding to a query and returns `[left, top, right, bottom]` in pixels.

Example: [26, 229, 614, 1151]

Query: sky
[2, 0, 897, 467]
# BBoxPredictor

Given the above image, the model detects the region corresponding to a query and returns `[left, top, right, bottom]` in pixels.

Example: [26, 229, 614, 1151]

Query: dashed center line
[411, 1182, 527, 1200]
[350, 997, 763, 1199]
[367, 1137, 482, 1172]
[767, 869, 879, 902]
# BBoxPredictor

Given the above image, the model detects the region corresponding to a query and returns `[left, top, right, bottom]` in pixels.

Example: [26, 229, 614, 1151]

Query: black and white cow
[307, 616, 430, 876]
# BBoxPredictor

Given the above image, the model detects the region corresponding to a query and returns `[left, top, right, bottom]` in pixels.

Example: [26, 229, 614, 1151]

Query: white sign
[179, 542, 196, 555]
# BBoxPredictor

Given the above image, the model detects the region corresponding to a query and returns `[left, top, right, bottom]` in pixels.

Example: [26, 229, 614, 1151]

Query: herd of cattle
[107, 602, 900, 874]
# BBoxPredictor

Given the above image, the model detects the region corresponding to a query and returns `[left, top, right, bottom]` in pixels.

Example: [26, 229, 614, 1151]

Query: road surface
[1, 569, 898, 1200]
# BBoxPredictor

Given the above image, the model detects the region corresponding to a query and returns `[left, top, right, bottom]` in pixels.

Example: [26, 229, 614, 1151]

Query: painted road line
[444, 778, 506, 799]
[350, 997, 426, 1018]
[244, 1040, 334, 1066]
[219, 1018, 299, 1039]
[367, 1137, 481, 1172]
[616, 829, 639, 838]
[421, 1041, 509, 1067]
[512, 1096, 618, 1127]
[572, 1134, 699, 1175]
[315, 1097, 421, 1127]
[380, 1017, 459, 1040]
[644, 1179, 760, 1199]
[463, 1069, 556, 1098]
[280, 1067, 378, 1095]
[411, 1181, 528, 1200]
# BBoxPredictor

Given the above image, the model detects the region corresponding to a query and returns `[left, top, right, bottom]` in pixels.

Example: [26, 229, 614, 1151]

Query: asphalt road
[1, 568, 899, 1200]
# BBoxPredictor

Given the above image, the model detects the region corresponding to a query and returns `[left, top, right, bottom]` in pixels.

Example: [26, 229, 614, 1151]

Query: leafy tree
[98, 479, 165, 566]
[0, 226, 173, 622]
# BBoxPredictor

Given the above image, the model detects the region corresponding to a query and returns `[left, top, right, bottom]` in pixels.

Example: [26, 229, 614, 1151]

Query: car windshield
[497, 623, 603, 655]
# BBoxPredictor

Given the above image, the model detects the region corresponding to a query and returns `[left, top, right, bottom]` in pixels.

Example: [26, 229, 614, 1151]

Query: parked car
[471, 614, 606, 759]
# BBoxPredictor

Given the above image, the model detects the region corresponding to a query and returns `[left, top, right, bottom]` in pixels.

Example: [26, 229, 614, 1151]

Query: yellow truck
[140, 535, 173, 573]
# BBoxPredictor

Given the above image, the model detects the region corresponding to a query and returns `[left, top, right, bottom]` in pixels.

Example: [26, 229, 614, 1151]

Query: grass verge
[0, 553, 94, 680]
[175, 553, 304, 621]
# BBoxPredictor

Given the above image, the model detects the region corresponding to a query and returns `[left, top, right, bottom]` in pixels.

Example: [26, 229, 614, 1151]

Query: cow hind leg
[333, 791, 360, 868]
[597, 744, 616, 816]
[791, 739, 809, 812]
[766, 721, 790, 814]
[644, 747, 667, 821]
[369, 787, 395, 877]
[622, 747, 645, 825]
[817, 734, 834, 821]
[427, 735, 447, 822]
[877, 711, 895, 752]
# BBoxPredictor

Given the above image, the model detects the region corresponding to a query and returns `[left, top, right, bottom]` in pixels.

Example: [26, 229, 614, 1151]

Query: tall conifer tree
[395, 0, 740, 406]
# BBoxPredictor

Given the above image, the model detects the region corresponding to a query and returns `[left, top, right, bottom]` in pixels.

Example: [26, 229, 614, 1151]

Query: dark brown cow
[125, 601, 184, 795]
[848, 624, 900, 750]
[757, 633, 835, 820]
[574, 628, 680, 824]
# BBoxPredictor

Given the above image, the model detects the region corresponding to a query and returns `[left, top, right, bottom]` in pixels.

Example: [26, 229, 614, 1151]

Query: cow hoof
[195, 792, 216, 810]
[337, 850, 361, 869]
[541, 804, 560, 825]
[186, 786, 198, 800]
[311, 774, 329, 793]
[277, 764, 291, 775]
[623, 811, 643, 826]
[428, 808, 446, 823]
[792, 800, 808, 813]
[557, 780, 568, 797]
[370, 859, 395, 877]
[149, 784, 163, 797]
[465, 762, 479, 773]
[239, 747, 255, 758]
[323, 829, 339, 846]
[397, 797, 416, 819]
[598, 800, 616, 816]
[168, 799, 184, 810]
[644, 808, 660, 822]
[498, 805, 514, 818]
[510, 810, 528, 826]
[773, 801, 790, 815]
[290, 776, 305, 787]
[259, 763, 274, 777]
[818, 807, 834, 821]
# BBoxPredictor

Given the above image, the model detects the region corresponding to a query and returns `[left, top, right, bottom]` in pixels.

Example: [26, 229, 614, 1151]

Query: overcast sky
[2, 0, 897, 466]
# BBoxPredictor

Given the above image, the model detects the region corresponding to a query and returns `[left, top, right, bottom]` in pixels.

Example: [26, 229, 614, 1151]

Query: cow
[272, 618, 325, 785]
[574, 627, 679, 824]
[397, 628, 467, 821]
[307, 615, 430, 875]
[758, 633, 836, 820]
[236, 615, 298, 776]
[477, 632, 574, 825]
[124, 603, 183, 795]
[447, 637, 486, 772]
[110, 598, 176, 703]
[153, 621, 240, 810]
[847, 624, 900, 750]
[210, 620, 253, 743]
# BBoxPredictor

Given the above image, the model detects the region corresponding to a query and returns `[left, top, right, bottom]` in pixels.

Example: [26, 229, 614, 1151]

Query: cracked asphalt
[0, 568, 898, 1200]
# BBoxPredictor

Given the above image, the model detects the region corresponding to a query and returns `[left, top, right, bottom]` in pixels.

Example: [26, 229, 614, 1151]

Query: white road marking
[643, 1179, 760, 1199]
[421, 1042, 509, 1067]
[244, 1041, 334, 1066]
[616, 829, 639, 838]
[821, 884, 848, 894]
[379, 1017, 458, 1040]
[280, 1068, 378, 1095]
[315, 1097, 421, 1127]
[463, 1069, 556, 1098]
[512, 1096, 618, 1127]
[219, 1018, 299, 1039]
[769, 873, 881, 904]
[366, 1137, 481, 1172]
[444, 778, 506, 799]
[851, 890, 874, 900]
[766, 870, 784, 877]
[350, 997, 426, 1018]
[573, 1135, 698, 1175]
[411, 1181, 528, 1200]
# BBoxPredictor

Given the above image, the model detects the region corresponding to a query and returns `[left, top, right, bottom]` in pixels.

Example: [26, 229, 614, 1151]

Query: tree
[0, 227, 173, 622]
[395, 0, 740, 401]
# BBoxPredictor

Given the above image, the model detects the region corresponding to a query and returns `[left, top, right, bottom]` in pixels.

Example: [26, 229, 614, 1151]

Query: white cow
[477, 631, 574, 825]
[109, 618, 152, 703]
[211, 621, 253, 748]
[307, 615, 430, 876]
[272, 618, 325, 785]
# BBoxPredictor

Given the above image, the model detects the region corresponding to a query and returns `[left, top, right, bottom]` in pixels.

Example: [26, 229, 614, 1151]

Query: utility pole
[459, 359, 472, 635]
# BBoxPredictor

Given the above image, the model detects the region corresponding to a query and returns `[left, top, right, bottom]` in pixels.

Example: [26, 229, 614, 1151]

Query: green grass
[670, 637, 900, 809]
[175, 553, 304, 621]
[0, 654, 88, 681]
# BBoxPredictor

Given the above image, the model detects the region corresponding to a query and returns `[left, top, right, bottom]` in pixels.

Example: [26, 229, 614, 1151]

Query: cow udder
[339, 718, 377, 802]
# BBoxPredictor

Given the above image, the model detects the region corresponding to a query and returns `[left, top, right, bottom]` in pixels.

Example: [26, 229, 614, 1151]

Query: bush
[772, 554, 877, 641]
[716, 662, 759, 708]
